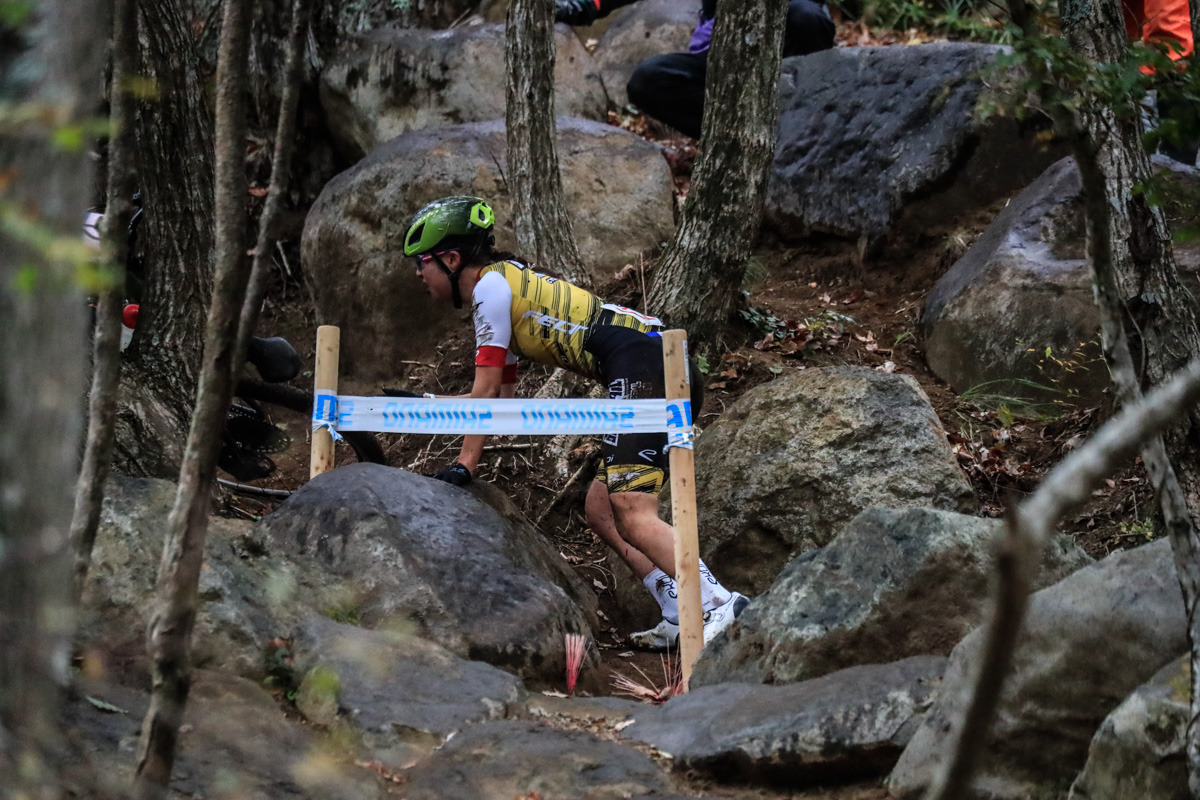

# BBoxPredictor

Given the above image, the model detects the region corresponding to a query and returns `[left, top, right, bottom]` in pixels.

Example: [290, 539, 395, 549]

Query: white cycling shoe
[630, 617, 680, 651]
[702, 592, 750, 644]
[630, 592, 751, 650]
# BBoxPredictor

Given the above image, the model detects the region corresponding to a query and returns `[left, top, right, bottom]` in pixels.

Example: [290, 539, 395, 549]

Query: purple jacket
[687, 15, 714, 53]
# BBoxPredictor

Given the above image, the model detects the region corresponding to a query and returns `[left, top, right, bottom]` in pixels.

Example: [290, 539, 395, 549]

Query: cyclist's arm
[456, 270, 517, 472]
[457, 364, 504, 473]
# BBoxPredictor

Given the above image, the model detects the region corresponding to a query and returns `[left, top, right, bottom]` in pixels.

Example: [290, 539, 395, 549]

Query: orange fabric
[1125, 0, 1194, 61]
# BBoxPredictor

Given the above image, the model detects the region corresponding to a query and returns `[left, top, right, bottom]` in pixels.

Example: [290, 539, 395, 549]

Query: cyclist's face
[414, 250, 461, 303]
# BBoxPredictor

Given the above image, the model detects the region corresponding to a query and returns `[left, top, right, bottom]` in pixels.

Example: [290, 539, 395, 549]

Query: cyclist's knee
[784, 0, 835, 57]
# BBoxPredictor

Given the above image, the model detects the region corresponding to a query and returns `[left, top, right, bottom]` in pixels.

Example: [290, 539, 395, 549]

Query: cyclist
[403, 195, 747, 648]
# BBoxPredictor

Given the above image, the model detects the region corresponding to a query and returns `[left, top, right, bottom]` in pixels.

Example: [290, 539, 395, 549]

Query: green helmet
[403, 196, 495, 257]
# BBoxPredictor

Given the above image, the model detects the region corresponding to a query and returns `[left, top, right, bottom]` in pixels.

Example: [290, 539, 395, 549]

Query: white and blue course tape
[312, 394, 694, 450]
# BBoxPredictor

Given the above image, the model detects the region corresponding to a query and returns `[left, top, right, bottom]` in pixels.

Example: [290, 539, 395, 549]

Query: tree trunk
[114, 0, 217, 479]
[234, 0, 309, 369]
[132, 0, 253, 794]
[0, 0, 106, 795]
[1061, 3, 1200, 794]
[646, 0, 787, 345]
[72, 0, 140, 597]
[505, 0, 587, 284]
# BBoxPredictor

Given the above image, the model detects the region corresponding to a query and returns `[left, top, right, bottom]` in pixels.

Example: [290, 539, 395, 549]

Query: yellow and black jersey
[472, 260, 660, 379]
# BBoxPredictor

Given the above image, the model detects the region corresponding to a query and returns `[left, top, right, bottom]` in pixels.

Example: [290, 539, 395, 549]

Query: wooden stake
[310, 325, 340, 478]
[662, 329, 702, 690]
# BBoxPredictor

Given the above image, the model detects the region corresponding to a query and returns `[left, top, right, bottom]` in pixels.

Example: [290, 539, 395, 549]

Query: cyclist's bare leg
[585, 479, 656, 580]
[608, 490, 676, 576]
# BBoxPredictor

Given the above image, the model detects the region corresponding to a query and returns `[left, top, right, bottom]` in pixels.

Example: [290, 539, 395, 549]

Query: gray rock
[767, 43, 1063, 245]
[402, 719, 673, 799]
[301, 117, 675, 381]
[1069, 655, 1191, 800]
[625, 656, 947, 786]
[695, 506, 1092, 686]
[257, 463, 599, 682]
[64, 671, 381, 799]
[593, 0, 700, 108]
[922, 156, 1099, 406]
[694, 367, 975, 594]
[923, 156, 1200, 406]
[291, 615, 527, 770]
[321, 23, 606, 160]
[889, 538, 1188, 800]
[78, 475, 351, 680]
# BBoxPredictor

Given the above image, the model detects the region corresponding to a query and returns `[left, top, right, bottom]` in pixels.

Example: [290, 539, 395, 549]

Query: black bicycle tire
[236, 379, 387, 466]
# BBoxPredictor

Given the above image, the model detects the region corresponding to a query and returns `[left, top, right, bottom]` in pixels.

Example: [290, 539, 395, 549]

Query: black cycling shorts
[585, 325, 670, 496]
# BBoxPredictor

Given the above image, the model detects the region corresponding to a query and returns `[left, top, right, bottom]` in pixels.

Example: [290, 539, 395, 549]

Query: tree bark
[646, 0, 787, 345]
[71, 0, 140, 598]
[132, 0, 253, 795]
[113, 0, 217, 479]
[234, 0, 309, 369]
[505, 0, 587, 284]
[1059, 3, 1200, 794]
[0, 0, 106, 795]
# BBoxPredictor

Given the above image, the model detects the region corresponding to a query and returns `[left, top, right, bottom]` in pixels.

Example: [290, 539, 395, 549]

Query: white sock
[643, 568, 679, 623]
[699, 559, 732, 612]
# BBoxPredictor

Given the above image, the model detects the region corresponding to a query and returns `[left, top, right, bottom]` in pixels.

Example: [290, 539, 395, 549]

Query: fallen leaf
[248, 186, 268, 197]
[876, 361, 896, 373]
[613, 719, 636, 731]
[842, 289, 865, 304]
[542, 689, 568, 697]
[617, 651, 634, 658]
[592, 578, 606, 590]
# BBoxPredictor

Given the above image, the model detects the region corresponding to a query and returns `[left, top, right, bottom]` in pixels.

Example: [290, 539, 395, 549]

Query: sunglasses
[413, 250, 457, 271]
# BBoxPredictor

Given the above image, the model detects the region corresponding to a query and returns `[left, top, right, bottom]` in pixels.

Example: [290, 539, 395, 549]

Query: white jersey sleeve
[472, 270, 514, 366]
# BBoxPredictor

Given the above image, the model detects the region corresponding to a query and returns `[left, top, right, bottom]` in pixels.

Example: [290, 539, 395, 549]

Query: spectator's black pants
[625, 0, 835, 139]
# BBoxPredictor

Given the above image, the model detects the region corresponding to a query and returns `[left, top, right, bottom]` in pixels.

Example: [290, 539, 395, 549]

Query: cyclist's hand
[555, 0, 600, 25]
[431, 462, 472, 486]
[382, 386, 420, 397]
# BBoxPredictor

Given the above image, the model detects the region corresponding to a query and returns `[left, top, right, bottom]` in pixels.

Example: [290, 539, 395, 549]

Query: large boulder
[922, 155, 1200, 406]
[78, 475, 351, 680]
[1069, 655, 1191, 800]
[694, 366, 975, 594]
[889, 538, 1188, 800]
[592, 0, 700, 108]
[291, 616, 528, 770]
[401, 720, 674, 799]
[302, 117, 676, 382]
[624, 656, 947, 786]
[321, 23, 606, 160]
[257, 463, 600, 683]
[694, 506, 1092, 687]
[767, 43, 1064, 246]
[64, 670, 380, 799]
